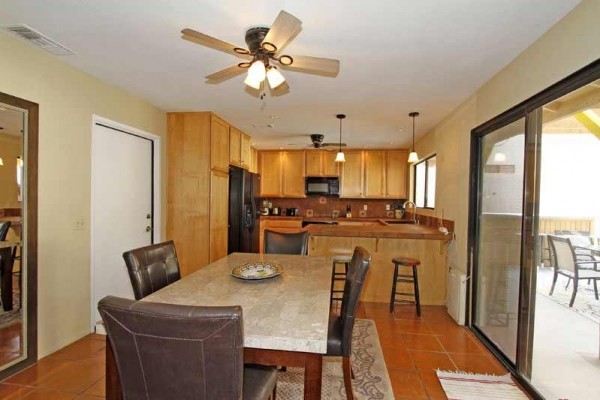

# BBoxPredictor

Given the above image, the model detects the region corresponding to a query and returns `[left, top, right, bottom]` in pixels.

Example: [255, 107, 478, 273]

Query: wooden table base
[105, 342, 323, 400]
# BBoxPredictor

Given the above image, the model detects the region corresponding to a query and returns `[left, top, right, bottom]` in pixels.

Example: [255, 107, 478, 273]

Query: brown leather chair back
[0, 221, 11, 241]
[122, 241, 181, 300]
[339, 246, 372, 356]
[264, 229, 309, 255]
[98, 296, 244, 400]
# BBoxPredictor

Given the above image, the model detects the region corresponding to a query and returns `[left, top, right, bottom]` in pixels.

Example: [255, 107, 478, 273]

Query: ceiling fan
[181, 10, 340, 92]
[288, 134, 347, 149]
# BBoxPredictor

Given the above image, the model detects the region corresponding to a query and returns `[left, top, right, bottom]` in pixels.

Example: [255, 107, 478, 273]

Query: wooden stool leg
[330, 263, 336, 305]
[389, 263, 398, 313]
[412, 265, 421, 317]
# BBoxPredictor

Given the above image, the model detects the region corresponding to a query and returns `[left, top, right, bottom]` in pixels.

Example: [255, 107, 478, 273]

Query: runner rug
[278, 319, 394, 399]
[436, 370, 528, 400]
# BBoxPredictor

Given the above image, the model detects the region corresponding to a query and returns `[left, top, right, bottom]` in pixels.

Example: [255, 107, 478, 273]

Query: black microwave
[305, 177, 339, 196]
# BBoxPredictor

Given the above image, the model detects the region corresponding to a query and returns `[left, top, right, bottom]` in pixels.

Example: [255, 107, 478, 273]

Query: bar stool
[390, 257, 421, 316]
[330, 254, 352, 308]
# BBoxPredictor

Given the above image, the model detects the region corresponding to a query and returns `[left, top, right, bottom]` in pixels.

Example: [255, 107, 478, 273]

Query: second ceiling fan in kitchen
[181, 10, 340, 93]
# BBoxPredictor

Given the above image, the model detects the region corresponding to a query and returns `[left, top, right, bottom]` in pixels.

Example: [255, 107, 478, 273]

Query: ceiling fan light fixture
[244, 60, 266, 89]
[266, 66, 286, 89]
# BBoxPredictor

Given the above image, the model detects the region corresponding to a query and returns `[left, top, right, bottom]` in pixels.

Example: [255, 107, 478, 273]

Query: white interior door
[92, 123, 153, 330]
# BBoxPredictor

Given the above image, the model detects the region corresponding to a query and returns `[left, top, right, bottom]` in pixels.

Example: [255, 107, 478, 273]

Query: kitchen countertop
[260, 215, 450, 240]
[307, 222, 451, 240]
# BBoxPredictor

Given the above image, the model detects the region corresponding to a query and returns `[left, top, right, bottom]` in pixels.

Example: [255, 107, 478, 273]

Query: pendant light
[408, 112, 420, 163]
[0, 158, 3, 166]
[335, 114, 346, 163]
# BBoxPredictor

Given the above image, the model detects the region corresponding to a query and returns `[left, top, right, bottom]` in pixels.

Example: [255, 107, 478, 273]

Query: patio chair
[548, 235, 600, 307]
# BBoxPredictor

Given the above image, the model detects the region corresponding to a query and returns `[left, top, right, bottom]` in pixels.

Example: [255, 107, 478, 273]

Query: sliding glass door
[469, 60, 600, 399]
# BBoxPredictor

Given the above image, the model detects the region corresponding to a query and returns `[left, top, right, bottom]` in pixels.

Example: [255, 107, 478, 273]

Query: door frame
[89, 115, 161, 332]
[467, 58, 600, 399]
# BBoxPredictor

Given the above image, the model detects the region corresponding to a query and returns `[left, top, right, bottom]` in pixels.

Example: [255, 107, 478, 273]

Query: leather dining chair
[122, 241, 181, 300]
[98, 296, 278, 400]
[263, 230, 309, 255]
[0, 221, 11, 241]
[326, 246, 372, 400]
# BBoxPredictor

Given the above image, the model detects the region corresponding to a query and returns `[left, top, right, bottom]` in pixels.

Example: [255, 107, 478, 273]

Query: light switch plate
[363, 205, 368, 211]
[386, 204, 391, 211]
[73, 217, 84, 230]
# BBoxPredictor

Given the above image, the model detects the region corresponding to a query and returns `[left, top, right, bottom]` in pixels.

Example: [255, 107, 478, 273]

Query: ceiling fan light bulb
[408, 151, 419, 163]
[247, 60, 266, 82]
[335, 151, 346, 163]
[266, 67, 286, 89]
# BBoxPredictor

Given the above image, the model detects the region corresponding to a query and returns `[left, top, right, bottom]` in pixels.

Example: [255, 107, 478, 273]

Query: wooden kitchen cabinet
[340, 151, 364, 198]
[364, 151, 386, 198]
[209, 170, 229, 262]
[250, 147, 258, 173]
[282, 151, 306, 198]
[259, 151, 283, 197]
[240, 133, 251, 169]
[386, 150, 408, 198]
[259, 150, 306, 198]
[229, 126, 241, 166]
[211, 114, 230, 173]
[167, 112, 233, 275]
[305, 150, 339, 177]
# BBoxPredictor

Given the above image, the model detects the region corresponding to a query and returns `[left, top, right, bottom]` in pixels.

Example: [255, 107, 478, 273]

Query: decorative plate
[231, 262, 283, 280]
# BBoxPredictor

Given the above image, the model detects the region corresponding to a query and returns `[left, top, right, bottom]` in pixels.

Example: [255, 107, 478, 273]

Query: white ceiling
[0, 0, 581, 149]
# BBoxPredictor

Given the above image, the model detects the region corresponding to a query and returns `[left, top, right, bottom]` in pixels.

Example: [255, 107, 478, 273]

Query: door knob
[145, 226, 152, 232]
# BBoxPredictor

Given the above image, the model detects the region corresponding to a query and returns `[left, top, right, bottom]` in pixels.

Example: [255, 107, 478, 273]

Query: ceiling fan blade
[280, 55, 340, 77]
[205, 65, 246, 84]
[181, 28, 251, 59]
[322, 143, 347, 147]
[262, 11, 302, 54]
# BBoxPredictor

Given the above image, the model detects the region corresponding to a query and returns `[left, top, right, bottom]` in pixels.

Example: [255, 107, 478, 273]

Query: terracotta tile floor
[0, 303, 507, 399]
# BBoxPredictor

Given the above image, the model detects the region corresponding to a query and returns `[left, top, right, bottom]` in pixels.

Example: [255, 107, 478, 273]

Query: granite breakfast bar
[306, 223, 452, 305]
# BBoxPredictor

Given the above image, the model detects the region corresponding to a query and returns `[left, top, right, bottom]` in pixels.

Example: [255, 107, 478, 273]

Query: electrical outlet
[73, 217, 84, 230]
[386, 204, 391, 211]
[359, 210, 367, 218]
[363, 205, 368, 211]
[319, 196, 327, 204]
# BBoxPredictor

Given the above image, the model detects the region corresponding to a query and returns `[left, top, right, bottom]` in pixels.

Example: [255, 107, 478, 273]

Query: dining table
[105, 252, 334, 400]
[0, 241, 15, 311]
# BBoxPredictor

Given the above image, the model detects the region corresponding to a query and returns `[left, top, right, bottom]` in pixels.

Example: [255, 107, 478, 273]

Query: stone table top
[143, 252, 333, 354]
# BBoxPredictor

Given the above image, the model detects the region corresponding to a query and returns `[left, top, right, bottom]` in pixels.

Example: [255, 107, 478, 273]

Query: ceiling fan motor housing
[310, 134, 325, 148]
[245, 27, 270, 53]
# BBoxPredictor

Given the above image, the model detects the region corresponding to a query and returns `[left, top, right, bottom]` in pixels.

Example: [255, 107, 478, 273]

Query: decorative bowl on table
[231, 261, 283, 280]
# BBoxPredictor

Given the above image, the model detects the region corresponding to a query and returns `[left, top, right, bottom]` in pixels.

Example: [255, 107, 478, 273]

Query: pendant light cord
[412, 115, 415, 152]
[339, 118, 342, 152]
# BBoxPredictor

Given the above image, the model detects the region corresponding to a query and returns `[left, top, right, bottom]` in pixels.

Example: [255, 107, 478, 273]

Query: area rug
[277, 319, 394, 399]
[0, 287, 21, 329]
[436, 370, 528, 400]
[536, 267, 599, 324]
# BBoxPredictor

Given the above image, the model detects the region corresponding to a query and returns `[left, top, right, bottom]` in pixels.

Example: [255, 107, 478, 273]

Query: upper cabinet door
[259, 151, 283, 197]
[322, 151, 340, 176]
[229, 127, 241, 166]
[305, 151, 322, 176]
[240, 134, 251, 169]
[211, 115, 230, 173]
[282, 151, 306, 198]
[386, 150, 408, 199]
[364, 151, 386, 198]
[340, 151, 364, 198]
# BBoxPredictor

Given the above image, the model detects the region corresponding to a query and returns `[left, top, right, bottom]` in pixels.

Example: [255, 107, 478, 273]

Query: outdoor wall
[0, 33, 167, 357]
[414, 0, 600, 274]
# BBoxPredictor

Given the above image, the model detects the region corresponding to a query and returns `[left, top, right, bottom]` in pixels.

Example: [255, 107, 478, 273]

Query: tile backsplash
[262, 197, 405, 218]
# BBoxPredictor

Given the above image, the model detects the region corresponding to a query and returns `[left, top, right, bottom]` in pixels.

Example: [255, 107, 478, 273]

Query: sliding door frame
[467, 58, 600, 400]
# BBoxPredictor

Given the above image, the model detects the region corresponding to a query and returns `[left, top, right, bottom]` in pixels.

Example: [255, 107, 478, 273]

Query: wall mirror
[0, 92, 37, 378]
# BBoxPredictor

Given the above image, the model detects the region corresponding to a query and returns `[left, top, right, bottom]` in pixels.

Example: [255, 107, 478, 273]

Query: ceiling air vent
[2, 24, 75, 55]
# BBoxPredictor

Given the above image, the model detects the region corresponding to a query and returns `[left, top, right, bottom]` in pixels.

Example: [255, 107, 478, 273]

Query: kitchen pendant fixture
[335, 114, 346, 163]
[0, 157, 3, 166]
[408, 112, 420, 163]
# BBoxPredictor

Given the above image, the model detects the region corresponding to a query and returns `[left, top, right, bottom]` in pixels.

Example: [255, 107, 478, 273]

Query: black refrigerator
[228, 166, 261, 254]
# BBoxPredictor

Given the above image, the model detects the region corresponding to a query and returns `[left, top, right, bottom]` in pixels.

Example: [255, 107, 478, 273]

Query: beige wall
[414, 0, 600, 273]
[0, 134, 22, 209]
[0, 33, 167, 357]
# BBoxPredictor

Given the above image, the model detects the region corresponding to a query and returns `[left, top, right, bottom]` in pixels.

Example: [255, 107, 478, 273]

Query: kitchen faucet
[403, 201, 418, 224]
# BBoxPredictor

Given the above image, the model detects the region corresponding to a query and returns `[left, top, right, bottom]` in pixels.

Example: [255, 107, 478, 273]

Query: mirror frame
[0, 91, 38, 379]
